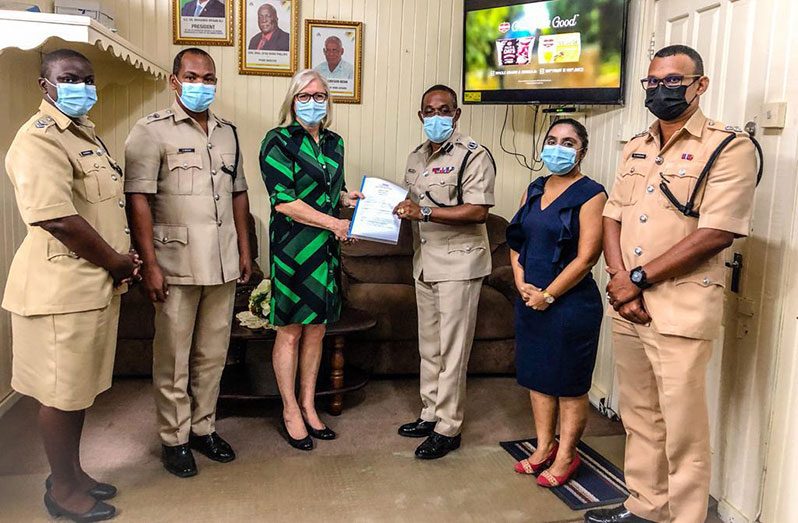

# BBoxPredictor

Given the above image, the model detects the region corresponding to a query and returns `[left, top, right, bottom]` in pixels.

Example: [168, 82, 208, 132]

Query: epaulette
[145, 109, 173, 123]
[632, 130, 649, 139]
[411, 143, 425, 153]
[216, 115, 235, 127]
[707, 120, 747, 136]
[31, 115, 55, 131]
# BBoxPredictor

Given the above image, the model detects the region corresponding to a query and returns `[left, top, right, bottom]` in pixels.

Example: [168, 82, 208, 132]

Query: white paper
[348, 176, 408, 244]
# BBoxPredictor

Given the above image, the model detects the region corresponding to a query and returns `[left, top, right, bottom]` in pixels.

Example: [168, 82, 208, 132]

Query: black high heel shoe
[43, 491, 116, 522]
[280, 419, 313, 451]
[45, 475, 117, 500]
[304, 421, 337, 440]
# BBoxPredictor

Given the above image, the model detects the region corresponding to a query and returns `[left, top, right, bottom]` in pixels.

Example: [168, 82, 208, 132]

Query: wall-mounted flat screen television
[463, 0, 629, 105]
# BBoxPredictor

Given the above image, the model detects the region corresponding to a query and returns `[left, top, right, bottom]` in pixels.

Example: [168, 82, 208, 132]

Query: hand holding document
[348, 176, 409, 244]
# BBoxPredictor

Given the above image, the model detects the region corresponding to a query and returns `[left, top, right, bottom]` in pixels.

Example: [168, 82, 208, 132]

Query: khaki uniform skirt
[11, 296, 121, 411]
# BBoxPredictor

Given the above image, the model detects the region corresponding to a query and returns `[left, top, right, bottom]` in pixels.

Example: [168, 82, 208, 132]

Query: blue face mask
[295, 99, 327, 126]
[46, 80, 97, 118]
[178, 81, 216, 112]
[541, 145, 579, 175]
[423, 115, 455, 144]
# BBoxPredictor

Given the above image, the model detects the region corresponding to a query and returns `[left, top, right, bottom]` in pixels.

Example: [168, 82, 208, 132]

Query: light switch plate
[762, 102, 787, 128]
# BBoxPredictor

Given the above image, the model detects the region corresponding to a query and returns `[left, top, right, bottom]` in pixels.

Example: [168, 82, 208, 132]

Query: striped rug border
[500, 437, 628, 511]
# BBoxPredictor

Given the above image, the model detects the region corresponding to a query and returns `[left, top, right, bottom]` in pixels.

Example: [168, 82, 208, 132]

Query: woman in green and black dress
[260, 69, 363, 451]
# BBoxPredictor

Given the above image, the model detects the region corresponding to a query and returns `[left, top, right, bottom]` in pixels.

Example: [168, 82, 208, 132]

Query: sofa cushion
[342, 255, 415, 286]
[475, 286, 515, 340]
[347, 283, 418, 341]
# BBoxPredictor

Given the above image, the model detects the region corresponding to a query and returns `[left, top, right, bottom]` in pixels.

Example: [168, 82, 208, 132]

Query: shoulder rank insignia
[432, 166, 456, 175]
[467, 140, 479, 151]
[633, 130, 648, 138]
[34, 116, 54, 128]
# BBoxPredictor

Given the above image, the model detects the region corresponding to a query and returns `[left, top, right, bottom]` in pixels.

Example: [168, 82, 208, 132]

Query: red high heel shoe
[514, 442, 559, 475]
[536, 454, 582, 487]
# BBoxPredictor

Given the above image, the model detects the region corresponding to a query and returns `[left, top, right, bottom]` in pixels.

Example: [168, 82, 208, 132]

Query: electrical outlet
[761, 102, 787, 129]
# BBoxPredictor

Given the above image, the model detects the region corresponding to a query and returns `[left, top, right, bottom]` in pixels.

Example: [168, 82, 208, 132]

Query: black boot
[161, 443, 198, 478]
[584, 505, 655, 523]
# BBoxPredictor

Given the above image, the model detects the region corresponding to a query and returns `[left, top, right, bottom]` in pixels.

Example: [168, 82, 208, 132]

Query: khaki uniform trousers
[153, 281, 236, 446]
[415, 277, 483, 437]
[612, 318, 713, 523]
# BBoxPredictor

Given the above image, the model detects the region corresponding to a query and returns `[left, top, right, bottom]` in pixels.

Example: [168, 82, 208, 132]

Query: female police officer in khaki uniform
[2, 49, 139, 521]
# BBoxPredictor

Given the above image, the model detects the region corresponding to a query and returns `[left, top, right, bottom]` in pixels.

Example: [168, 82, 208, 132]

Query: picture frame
[172, 0, 234, 46]
[239, 0, 300, 77]
[304, 19, 363, 104]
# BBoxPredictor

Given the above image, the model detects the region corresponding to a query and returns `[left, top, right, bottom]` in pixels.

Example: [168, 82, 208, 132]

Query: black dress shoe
[414, 432, 461, 460]
[45, 475, 117, 500]
[280, 420, 313, 451]
[43, 491, 116, 522]
[398, 418, 437, 438]
[305, 421, 336, 440]
[189, 432, 236, 463]
[161, 443, 198, 478]
[584, 505, 655, 523]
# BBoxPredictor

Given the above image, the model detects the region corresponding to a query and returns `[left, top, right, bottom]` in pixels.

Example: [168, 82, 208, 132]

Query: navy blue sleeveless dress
[506, 176, 606, 397]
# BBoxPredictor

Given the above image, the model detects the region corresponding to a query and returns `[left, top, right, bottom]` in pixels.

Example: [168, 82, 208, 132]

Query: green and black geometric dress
[259, 123, 347, 326]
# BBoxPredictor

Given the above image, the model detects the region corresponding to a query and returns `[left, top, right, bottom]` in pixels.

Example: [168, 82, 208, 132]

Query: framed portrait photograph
[239, 0, 299, 76]
[172, 0, 234, 46]
[305, 19, 363, 104]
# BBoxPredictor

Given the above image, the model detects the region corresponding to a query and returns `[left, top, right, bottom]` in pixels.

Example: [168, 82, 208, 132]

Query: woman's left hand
[525, 290, 550, 312]
[342, 191, 366, 209]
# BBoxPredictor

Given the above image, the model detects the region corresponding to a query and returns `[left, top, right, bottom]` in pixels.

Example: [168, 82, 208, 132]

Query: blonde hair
[278, 69, 334, 129]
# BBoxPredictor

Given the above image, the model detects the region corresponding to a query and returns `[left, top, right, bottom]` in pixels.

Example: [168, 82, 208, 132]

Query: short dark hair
[41, 49, 90, 78]
[172, 48, 214, 75]
[421, 84, 458, 109]
[546, 118, 589, 150]
[653, 44, 705, 76]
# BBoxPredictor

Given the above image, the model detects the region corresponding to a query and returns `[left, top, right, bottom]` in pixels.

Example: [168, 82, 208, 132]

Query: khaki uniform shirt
[603, 109, 757, 340]
[2, 101, 130, 316]
[404, 131, 496, 282]
[124, 101, 248, 286]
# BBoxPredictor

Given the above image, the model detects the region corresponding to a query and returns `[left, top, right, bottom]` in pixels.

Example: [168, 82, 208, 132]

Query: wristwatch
[420, 206, 432, 222]
[630, 266, 652, 290]
[542, 290, 556, 304]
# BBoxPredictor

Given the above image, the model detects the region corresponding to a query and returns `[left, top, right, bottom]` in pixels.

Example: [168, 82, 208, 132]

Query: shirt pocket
[152, 224, 191, 278]
[612, 169, 645, 206]
[77, 156, 118, 203]
[426, 177, 459, 207]
[657, 161, 706, 211]
[165, 153, 201, 195]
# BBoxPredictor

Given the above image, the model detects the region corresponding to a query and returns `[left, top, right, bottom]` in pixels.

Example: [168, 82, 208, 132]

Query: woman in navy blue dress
[506, 119, 607, 487]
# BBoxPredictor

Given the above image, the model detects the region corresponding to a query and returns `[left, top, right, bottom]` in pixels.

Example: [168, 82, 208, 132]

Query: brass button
[423, 171, 429, 177]
[94, 163, 100, 168]
[211, 169, 217, 175]
[634, 247, 643, 256]
[183, 162, 188, 168]
[640, 214, 648, 223]
[646, 185, 654, 193]
[124, 227, 130, 234]
[162, 236, 168, 243]
[208, 143, 213, 149]
[420, 238, 427, 244]
[96, 149, 103, 156]
[111, 175, 118, 181]
[630, 167, 635, 173]
[419, 194, 426, 200]
[655, 156, 663, 165]
[678, 168, 686, 177]
[214, 194, 220, 201]
[465, 246, 472, 252]
[118, 200, 125, 208]
[217, 220, 222, 226]
[703, 277, 710, 285]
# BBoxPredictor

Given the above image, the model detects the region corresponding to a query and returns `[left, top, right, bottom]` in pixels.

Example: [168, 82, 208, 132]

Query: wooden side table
[220, 307, 376, 415]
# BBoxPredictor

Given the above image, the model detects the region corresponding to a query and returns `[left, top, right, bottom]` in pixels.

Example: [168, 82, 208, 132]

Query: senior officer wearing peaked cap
[394, 84, 496, 460]
[585, 45, 757, 523]
[124, 48, 251, 479]
[3, 49, 141, 521]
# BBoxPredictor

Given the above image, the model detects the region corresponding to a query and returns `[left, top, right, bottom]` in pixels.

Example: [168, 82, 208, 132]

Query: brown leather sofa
[341, 211, 517, 375]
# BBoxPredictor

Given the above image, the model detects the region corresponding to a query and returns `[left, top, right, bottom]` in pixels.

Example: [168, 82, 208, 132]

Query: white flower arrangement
[235, 279, 274, 330]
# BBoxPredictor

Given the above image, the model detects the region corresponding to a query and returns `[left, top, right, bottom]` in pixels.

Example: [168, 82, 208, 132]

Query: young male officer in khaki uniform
[4, 49, 139, 520]
[125, 48, 251, 478]
[394, 84, 496, 460]
[586, 46, 757, 523]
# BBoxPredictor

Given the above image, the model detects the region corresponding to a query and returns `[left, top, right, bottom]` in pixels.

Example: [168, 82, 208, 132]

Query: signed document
[348, 176, 408, 244]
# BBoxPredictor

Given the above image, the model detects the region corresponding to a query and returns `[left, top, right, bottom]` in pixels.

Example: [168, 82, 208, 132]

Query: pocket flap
[675, 266, 726, 288]
[47, 238, 78, 260]
[447, 238, 485, 254]
[166, 153, 202, 171]
[153, 224, 189, 245]
[76, 155, 102, 174]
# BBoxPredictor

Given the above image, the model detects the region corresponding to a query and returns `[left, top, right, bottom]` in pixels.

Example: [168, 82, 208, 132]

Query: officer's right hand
[618, 296, 651, 325]
[332, 219, 351, 242]
[142, 263, 169, 303]
[110, 252, 140, 287]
